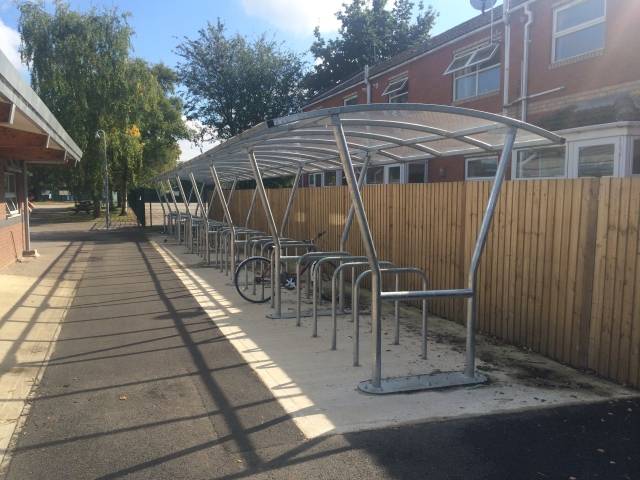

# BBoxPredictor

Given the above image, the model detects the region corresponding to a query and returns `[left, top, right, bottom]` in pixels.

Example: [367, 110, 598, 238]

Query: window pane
[467, 157, 497, 179]
[408, 162, 426, 183]
[633, 139, 640, 175]
[455, 74, 476, 101]
[445, 52, 473, 74]
[516, 147, 566, 178]
[387, 166, 402, 183]
[555, 22, 605, 61]
[344, 96, 358, 106]
[578, 144, 614, 177]
[309, 173, 323, 187]
[325, 170, 337, 186]
[366, 166, 384, 184]
[477, 65, 500, 95]
[556, 0, 604, 32]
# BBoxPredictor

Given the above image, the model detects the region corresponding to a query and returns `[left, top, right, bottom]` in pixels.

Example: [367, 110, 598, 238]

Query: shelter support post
[279, 165, 303, 236]
[175, 176, 192, 249]
[331, 115, 383, 389]
[189, 172, 207, 255]
[465, 127, 517, 377]
[338, 153, 371, 312]
[22, 162, 36, 256]
[209, 165, 237, 275]
[244, 187, 258, 228]
[226, 178, 238, 209]
[248, 150, 282, 318]
[166, 179, 181, 243]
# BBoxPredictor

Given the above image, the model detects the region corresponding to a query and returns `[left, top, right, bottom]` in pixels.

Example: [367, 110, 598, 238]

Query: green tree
[18, 1, 188, 216]
[176, 20, 306, 140]
[304, 0, 437, 97]
[19, 0, 132, 215]
[110, 59, 188, 214]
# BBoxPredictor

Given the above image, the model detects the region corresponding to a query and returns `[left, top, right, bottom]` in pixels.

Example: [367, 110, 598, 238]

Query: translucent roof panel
[157, 104, 563, 184]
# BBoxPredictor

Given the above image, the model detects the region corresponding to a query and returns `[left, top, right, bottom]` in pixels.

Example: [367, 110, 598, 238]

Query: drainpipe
[521, 2, 533, 121]
[364, 64, 371, 104]
[502, 0, 511, 115]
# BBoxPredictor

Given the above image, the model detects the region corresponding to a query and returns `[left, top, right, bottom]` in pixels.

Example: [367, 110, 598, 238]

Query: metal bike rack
[352, 267, 429, 368]
[310, 255, 368, 337]
[154, 104, 563, 395]
[330, 260, 395, 350]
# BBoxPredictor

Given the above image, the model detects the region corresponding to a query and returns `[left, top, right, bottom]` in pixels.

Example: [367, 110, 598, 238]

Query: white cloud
[178, 118, 219, 162]
[240, 0, 343, 35]
[0, 18, 26, 72]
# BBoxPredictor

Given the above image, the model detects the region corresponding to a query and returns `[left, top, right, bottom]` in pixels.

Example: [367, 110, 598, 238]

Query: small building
[0, 50, 82, 269]
[303, 0, 640, 185]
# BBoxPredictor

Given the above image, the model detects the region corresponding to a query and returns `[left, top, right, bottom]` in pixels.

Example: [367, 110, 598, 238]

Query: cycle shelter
[155, 104, 563, 395]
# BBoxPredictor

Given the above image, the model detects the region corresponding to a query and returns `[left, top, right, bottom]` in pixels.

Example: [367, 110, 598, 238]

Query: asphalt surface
[2, 223, 639, 479]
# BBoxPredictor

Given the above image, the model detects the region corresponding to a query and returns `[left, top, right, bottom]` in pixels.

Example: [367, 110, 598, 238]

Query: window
[466, 156, 498, 180]
[445, 43, 500, 102]
[407, 162, 427, 183]
[633, 139, 640, 175]
[324, 170, 339, 186]
[4, 172, 19, 217]
[577, 143, 614, 177]
[515, 146, 567, 179]
[366, 166, 384, 184]
[382, 77, 409, 103]
[308, 172, 323, 187]
[343, 94, 358, 106]
[386, 165, 402, 184]
[553, 0, 606, 63]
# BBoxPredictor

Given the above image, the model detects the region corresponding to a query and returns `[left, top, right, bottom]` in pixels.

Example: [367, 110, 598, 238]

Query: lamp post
[95, 129, 110, 229]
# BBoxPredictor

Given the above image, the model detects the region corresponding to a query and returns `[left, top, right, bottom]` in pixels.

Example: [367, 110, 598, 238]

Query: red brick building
[302, 0, 640, 185]
[0, 50, 82, 269]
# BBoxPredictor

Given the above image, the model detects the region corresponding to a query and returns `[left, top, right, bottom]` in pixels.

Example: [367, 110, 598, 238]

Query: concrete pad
[152, 235, 638, 439]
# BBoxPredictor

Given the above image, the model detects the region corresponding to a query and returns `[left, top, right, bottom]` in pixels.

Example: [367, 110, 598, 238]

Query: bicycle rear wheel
[234, 256, 272, 303]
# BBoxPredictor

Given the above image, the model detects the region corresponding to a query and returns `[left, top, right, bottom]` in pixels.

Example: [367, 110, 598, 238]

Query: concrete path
[0, 216, 638, 479]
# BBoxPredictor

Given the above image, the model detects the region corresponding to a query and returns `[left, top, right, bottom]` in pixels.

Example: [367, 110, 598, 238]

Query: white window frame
[343, 94, 358, 106]
[552, 0, 606, 63]
[630, 137, 640, 176]
[4, 172, 20, 218]
[384, 164, 404, 184]
[512, 145, 568, 180]
[453, 61, 500, 102]
[382, 76, 409, 103]
[323, 169, 342, 186]
[465, 155, 498, 181]
[569, 136, 621, 178]
[444, 43, 499, 75]
[308, 172, 324, 187]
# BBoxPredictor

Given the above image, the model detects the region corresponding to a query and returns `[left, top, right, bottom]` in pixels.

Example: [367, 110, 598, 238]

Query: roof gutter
[521, 2, 533, 121]
[502, 0, 511, 115]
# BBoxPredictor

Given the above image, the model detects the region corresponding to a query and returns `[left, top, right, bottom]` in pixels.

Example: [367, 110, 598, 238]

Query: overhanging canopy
[159, 104, 563, 184]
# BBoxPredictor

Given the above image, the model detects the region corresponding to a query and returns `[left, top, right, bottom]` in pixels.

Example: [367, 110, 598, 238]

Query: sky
[0, 0, 496, 160]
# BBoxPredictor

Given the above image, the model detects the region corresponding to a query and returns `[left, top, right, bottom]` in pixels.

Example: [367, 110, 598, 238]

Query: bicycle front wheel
[234, 256, 272, 303]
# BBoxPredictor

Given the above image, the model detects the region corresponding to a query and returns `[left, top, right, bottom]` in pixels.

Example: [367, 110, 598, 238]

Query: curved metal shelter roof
[158, 104, 563, 184]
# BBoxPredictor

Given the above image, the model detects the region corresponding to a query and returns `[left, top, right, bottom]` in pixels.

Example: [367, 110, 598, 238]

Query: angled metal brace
[248, 149, 283, 318]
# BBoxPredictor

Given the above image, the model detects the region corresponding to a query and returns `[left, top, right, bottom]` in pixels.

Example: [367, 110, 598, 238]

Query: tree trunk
[120, 162, 128, 216]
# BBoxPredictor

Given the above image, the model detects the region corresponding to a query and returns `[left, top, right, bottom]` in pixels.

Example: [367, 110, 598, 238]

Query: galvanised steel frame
[155, 104, 563, 394]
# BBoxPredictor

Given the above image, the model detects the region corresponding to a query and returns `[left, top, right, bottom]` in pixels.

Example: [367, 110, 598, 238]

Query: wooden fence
[211, 178, 640, 388]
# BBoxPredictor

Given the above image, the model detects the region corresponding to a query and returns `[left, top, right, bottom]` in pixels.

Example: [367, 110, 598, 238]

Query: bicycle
[233, 231, 337, 303]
